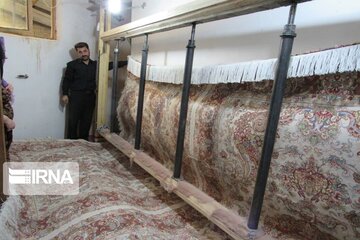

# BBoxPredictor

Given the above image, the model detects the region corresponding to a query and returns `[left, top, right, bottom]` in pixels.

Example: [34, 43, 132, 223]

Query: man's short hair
[74, 42, 89, 50]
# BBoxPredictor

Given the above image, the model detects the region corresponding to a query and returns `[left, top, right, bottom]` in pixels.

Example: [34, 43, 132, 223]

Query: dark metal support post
[135, 34, 149, 149]
[247, 4, 297, 230]
[173, 23, 196, 179]
[110, 39, 121, 132]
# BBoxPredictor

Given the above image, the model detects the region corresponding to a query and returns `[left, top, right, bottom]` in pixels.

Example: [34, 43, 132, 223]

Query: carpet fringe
[127, 44, 360, 84]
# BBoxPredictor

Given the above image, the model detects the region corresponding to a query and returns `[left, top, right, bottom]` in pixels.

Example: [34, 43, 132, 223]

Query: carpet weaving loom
[0, 43, 359, 240]
[116, 43, 360, 240]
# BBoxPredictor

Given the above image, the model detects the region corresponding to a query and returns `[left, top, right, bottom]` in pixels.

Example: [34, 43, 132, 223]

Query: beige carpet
[0, 140, 230, 240]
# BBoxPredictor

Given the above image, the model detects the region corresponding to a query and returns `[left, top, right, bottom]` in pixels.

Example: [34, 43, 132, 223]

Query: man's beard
[81, 55, 89, 61]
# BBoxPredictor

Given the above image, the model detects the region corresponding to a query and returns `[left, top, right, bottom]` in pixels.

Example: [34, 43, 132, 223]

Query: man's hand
[62, 95, 69, 105]
[3, 115, 15, 130]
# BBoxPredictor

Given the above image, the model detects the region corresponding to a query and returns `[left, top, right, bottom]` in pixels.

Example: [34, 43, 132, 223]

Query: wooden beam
[96, 8, 111, 129]
[101, 0, 310, 41]
[51, 0, 56, 39]
[98, 129, 271, 240]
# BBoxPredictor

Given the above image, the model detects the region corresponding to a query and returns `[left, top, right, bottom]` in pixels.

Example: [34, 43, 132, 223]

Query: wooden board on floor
[98, 129, 271, 240]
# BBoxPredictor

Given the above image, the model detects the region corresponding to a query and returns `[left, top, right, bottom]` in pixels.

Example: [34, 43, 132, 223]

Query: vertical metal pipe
[110, 39, 120, 132]
[173, 23, 196, 179]
[247, 3, 297, 230]
[135, 34, 149, 149]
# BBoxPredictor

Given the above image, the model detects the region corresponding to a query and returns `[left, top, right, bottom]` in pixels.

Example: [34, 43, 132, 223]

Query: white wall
[131, 0, 360, 66]
[2, 0, 98, 139]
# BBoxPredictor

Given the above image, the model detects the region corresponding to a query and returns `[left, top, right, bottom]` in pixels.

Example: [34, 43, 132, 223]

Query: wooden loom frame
[95, 1, 311, 239]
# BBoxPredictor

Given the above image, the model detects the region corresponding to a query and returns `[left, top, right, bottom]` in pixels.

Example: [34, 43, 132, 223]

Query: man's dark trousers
[68, 91, 96, 140]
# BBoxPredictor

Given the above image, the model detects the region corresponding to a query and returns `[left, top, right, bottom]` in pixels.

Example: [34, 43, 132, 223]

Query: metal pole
[173, 23, 196, 179]
[110, 39, 121, 132]
[135, 34, 149, 149]
[247, 3, 297, 230]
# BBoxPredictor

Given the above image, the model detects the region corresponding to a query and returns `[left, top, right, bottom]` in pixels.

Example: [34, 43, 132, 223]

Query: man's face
[76, 47, 90, 61]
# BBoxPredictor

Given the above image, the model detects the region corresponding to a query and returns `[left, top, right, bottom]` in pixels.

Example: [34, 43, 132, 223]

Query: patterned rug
[118, 71, 360, 240]
[0, 140, 230, 240]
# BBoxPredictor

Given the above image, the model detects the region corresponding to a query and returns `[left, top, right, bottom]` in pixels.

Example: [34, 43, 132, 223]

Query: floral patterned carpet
[0, 140, 230, 240]
[118, 71, 360, 240]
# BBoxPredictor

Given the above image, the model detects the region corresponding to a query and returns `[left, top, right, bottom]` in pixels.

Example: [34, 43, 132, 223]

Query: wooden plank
[33, 8, 51, 27]
[101, 0, 309, 41]
[96, 8, 111, 129]
[98, 129, 272, 240]
[33, 0, 51, 12]
[51, 0, 56, 39]
[27, 0, 33, 33]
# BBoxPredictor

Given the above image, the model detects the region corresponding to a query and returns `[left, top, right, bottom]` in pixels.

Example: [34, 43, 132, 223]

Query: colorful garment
[2, 86, 13, 160]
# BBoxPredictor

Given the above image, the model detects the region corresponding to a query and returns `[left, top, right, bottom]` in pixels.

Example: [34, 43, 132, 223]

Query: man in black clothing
[62, 42, 126, 140]
[62, 42, 96, 140]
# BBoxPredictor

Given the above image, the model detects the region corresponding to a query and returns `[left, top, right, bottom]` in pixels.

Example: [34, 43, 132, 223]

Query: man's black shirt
[62, 59, 128, 96]
[62, 59, 97, 95]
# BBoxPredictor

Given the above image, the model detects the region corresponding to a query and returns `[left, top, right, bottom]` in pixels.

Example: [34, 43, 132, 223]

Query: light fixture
[108, 0, 122, 14]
